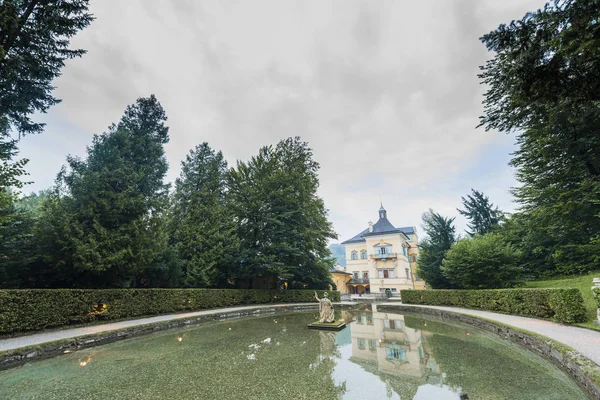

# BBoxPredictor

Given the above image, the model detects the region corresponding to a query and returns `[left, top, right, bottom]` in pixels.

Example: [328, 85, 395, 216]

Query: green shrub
[441, 233, 522, 289]
[400, 288, 586, 324]
[0, 289, 339, 335]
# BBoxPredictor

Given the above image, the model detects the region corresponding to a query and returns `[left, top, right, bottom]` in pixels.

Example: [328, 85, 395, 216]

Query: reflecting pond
[0, 306, 590, 399]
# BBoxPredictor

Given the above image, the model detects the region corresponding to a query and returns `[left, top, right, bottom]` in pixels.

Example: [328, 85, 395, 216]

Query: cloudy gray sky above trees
[19, 0, 542, 242]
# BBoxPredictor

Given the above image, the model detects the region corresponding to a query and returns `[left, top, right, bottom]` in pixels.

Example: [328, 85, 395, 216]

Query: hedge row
[0, 289, 339, 335]
[400, 288, 587, 324]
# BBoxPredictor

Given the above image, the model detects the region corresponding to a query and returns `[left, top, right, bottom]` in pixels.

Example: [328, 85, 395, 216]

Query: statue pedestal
[308, 321, 347, 331]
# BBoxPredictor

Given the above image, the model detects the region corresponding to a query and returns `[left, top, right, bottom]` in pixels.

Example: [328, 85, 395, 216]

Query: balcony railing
[370, 253, 398, 260]
[348, 278, 370, 285]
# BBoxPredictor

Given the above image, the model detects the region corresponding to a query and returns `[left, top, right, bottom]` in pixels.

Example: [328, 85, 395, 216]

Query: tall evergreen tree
[38, 95, 172, 287]
[0, 189, 36, 287]
[0, 0, 93, 194]
[227, 137, 337, 289]
[479, 0, 600, 274]
[170, 143, 236, 287]
[457, 189, 502, 236]
[417, 209, 457, 289]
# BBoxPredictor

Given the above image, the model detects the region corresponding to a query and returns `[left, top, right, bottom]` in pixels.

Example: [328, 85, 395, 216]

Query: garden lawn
[524, 272, 600, 330]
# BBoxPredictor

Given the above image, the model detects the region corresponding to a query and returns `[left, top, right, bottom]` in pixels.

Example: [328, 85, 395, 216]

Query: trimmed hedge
[400, 288, 586, 324]
[0, 289, 339, 335]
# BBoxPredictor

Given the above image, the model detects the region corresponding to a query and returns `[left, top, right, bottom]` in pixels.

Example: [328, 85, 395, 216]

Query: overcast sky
[19, 0, 543, 243]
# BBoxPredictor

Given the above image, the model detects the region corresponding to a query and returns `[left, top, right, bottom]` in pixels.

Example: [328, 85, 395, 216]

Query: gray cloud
[19, 0, 541, 241]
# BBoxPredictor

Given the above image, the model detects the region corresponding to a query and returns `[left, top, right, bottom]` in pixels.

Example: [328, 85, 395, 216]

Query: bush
[400, 288, 586, 324]
[441, 233, 522, 289]
[0, 289, 339, 335]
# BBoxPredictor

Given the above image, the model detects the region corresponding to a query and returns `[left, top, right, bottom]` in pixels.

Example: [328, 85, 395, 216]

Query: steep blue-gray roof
[399, 226, 416, 235]
[341, 228, 369, 244]
[341, 210, 413, 245]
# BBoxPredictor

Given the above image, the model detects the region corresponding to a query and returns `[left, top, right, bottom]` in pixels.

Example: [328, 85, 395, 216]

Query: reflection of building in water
[345, 307, 445, 386]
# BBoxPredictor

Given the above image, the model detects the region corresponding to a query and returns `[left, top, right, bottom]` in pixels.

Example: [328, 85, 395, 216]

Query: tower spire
[378, 202, 386, 219]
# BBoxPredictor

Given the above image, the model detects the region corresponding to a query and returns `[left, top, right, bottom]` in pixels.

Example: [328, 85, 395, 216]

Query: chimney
[368, 221, 373, 233]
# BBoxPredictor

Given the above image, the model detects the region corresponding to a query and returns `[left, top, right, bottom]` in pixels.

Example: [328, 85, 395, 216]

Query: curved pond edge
[0, 303, 351, 370]
[377, 304, 600, 400]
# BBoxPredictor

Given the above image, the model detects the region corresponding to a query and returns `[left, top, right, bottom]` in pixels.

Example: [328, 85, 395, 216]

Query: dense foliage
[25, 95, 173, 288]
[227, 137, 337, 289]
[457, 189, 502, 236]
[0, 289, 340, 334]
[0, 0, 93, 209]
[479, 0, 600, 276]
[0, 94, 336, 289]
[400, 288, 586, 324]
[417, 209, 457, 289]
[441, 233, 521, 289]
[170, 143, 236, 288]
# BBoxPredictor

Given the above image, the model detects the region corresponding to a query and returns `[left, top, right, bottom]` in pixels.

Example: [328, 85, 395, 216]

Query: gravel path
[379, 303, 600, 365]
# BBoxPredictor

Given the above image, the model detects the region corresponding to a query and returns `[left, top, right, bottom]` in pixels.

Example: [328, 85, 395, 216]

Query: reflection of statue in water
[319, 331, 337, 357]
[314, 291, 335, 323]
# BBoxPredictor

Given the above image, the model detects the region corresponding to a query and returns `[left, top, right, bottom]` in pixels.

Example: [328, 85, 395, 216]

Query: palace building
[340, 204, 424, 296]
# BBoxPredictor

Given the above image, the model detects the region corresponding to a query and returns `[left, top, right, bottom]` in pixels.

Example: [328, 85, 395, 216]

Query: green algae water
[0, 309, 590, 400]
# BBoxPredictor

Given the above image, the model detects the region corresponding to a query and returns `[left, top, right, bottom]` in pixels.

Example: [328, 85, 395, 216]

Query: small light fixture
[177, 336, 183, 342]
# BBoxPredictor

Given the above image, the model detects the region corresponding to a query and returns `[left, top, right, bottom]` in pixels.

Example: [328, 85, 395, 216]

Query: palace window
[368, 340, 377, 351]
[357, 338, 366, 350]
[360, 250, 368, 259]
[378, 269, 395, 278]
[405, 268, 410, 280]
[386, 345, 407, 361]
[362, 271, 369, 279]
[377, 246, 392, 255]
[353, 272, 359, 279]
[384, 319, 403, 330]
[350, 251, 358, 260]
[402, 247, 407, 256]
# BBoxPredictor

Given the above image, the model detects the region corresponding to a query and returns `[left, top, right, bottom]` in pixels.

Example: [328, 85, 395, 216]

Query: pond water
[0, 306, 590, 400]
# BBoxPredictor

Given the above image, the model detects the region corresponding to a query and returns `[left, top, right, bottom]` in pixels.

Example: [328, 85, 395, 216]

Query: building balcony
[348, 278, 370, 285]
[370, 253, 398, 260]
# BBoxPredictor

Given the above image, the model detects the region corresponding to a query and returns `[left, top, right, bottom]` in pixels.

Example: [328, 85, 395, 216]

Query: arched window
[350, 251, 358, 260]
[360, 250, 368, 259]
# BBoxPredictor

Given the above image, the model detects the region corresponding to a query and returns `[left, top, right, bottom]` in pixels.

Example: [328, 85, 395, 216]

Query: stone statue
[592, 278, 600, 324]
[314, 291, 335, 323]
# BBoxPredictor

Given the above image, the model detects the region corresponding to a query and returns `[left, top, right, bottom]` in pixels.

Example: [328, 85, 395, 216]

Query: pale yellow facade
[345, 306, 449, 391]
[329, 265, 353, 294]
[339, 205, 424, 295]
